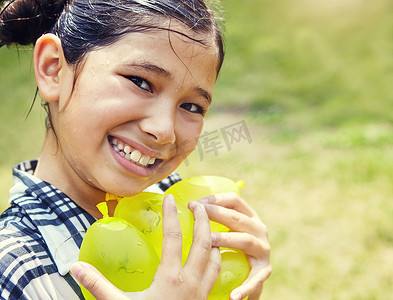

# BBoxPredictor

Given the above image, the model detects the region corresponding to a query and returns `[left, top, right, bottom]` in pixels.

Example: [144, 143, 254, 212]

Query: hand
[71, 195, 221, 300]
[199, 192, 272, 300]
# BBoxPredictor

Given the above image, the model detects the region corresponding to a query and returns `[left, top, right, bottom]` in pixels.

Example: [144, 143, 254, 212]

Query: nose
[140, 105, 176, 145]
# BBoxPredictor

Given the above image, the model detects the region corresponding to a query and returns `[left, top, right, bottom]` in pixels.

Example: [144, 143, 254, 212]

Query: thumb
[70, 261, 124, 300]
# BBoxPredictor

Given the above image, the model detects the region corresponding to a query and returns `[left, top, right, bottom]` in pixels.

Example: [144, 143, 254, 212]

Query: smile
[109, 136, 159, 168]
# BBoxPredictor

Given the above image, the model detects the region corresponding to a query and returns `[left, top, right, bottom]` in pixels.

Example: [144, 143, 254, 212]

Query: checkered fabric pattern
[0, 160, 180, 300]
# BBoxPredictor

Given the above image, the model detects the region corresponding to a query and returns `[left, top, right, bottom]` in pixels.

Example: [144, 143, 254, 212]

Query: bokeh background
[1, 0, 393, 298]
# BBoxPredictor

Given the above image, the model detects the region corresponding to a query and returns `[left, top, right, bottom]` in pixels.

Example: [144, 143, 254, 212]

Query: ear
[34, 33, 65, 103]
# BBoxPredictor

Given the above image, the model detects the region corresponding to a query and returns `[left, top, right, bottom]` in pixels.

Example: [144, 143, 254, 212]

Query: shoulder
[0, 204, 49, 272]
[0, 226, 45, 274]
[0, 207, 53, 299]
[0, 204, 38, 239]
[0, 207, 82, 300]
[0, 228, 47, 299]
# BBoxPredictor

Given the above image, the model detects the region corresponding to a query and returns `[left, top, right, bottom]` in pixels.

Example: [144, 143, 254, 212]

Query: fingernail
[198, 197, 209, 204]
[165, 194, 175, 203]
[70, 262, 85, 280]
[164, 195, 176, 208]
[231, 293, 242, 300]
[188, 201, 197, 210]
[211, 232, 217, 245]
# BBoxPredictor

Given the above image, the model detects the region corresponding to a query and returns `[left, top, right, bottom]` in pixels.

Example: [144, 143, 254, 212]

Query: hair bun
[0, 0, 65, 47]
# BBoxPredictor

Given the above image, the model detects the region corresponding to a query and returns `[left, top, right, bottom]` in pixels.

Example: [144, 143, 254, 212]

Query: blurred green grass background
[1, 0, 393, 298]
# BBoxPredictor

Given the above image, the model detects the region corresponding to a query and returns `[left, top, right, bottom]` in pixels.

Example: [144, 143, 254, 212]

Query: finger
[70, 262, 126, 300]
[160, 194, 183, 267]
[203, 203, 265, 236]
[230, 262, 272, 300]
[201, 246, 221, 294]
[199, 192, 257, 218]
[211, 232, 270, 258]
[184, 201, 212, 274]
[248, 285, 264, 300]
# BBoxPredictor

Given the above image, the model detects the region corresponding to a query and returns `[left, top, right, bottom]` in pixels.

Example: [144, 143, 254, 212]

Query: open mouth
[108, 136, 161, 169]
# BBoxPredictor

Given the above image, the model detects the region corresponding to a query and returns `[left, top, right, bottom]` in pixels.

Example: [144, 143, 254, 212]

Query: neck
[34, 130, 112, 219]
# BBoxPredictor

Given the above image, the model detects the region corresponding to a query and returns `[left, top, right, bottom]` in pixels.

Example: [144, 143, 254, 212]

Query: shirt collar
[10, 160, 96, 276]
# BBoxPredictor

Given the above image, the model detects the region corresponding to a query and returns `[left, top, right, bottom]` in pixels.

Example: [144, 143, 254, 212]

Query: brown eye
[180, 103, 205, 115]
[126, 76, 152, 92]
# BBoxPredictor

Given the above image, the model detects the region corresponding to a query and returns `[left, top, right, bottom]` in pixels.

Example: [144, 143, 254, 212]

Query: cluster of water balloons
[79, 176, 250, 300]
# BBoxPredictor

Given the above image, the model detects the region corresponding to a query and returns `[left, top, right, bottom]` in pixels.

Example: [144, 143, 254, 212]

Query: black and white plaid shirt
[0, 160, 181, 299]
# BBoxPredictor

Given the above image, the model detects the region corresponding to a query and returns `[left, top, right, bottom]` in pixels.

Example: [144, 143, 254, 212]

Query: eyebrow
[195, 87, 212, 104]
[124, 61, 212, 104]
[124, 62, 172, 78]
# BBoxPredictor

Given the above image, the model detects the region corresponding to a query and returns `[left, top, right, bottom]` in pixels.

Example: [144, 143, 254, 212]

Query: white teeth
[130, 150, 142, 162]
[124, 145, 131, 154]
[111, 137, 157, 167]
[139, 155, 149, 166]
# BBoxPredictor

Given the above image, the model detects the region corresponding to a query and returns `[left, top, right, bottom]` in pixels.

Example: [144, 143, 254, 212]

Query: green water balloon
[164, 176, 250, 299]
[78, 202, 159, 300]
[80, 176, 250, 299]
[164, 176, 245, 232]
[208, 249, 250, 300]
[114, 192, 194, 265]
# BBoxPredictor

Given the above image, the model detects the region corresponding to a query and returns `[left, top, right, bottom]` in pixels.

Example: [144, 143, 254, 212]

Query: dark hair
[0, 0, 65, 46]
[0, 0, 225, 72]
[1, 0, 224, 131]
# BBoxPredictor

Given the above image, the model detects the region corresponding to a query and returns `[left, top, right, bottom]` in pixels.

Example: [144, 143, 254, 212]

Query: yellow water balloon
[114, 192, 194, 265]
[79, 176, 250, 299]
[164, 176, 250, 299]
[78, 202, 159, 300]
[208, 249, 250, 300]
[164, 176, 245, 232]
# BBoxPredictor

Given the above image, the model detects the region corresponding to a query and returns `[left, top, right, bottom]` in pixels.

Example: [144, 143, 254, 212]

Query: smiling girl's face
[40, 23, 219, 212]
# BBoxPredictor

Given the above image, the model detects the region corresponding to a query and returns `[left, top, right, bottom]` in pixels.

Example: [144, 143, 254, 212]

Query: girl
[0, 0, 271, 299]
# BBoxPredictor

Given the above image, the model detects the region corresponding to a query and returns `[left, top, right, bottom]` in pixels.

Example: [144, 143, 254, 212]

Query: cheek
[176, 119, 204, 153]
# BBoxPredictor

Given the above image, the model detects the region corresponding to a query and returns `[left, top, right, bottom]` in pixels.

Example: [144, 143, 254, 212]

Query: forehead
[86, 23, 220, 78]
[120, 22, 217, 59]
